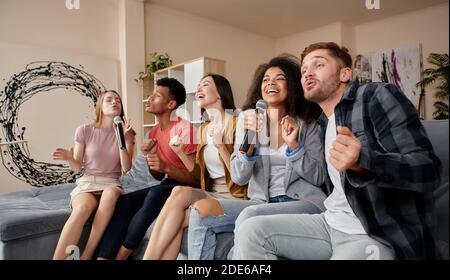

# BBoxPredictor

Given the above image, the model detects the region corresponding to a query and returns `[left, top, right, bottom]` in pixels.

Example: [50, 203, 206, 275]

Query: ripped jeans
[187, 195, 322, 260]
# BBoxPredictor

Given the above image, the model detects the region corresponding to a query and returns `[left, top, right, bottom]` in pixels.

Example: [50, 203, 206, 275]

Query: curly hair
[243, 54, 321, 123]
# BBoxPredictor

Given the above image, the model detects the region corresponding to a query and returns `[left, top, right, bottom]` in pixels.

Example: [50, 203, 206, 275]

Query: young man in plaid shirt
[234, 42, 441, 260]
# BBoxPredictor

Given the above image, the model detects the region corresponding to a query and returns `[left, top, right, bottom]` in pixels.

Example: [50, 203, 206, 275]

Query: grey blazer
[230, 110, 327, 211]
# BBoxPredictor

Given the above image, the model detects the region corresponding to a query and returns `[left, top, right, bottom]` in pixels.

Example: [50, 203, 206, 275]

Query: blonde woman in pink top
[52, 90, 135, 260]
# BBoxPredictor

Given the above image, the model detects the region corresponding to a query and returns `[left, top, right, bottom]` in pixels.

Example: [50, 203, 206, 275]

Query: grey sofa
[0, 120, 448, 260]
[426, 120, 449, 260]
[0, 152, 234, 260]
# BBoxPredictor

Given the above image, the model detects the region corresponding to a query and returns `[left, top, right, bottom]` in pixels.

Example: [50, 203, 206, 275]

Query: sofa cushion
[0, 183, 74, 242]
[422, 120, 449, 181]
[422, 120, 449, 260]
[121, 153, 160, 189]
[0, 153, 161, 243]
[434, 181, 449, 259]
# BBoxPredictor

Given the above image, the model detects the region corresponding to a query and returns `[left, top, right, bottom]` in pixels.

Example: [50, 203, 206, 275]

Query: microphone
[113, 116, 126, 150]
[239, 99, 268, 153]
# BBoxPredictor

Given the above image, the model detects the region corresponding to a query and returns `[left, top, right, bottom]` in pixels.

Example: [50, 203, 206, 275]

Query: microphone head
[256, 99, 268, 111]
[113, 116, 122, 124]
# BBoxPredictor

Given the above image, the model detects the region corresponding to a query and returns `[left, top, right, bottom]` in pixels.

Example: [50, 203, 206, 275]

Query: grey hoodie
[230, 110, 327, 211]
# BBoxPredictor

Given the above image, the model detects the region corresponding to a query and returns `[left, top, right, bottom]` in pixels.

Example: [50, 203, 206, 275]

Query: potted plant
[136, 52, 173, 82]
[417, 53, 449, 120]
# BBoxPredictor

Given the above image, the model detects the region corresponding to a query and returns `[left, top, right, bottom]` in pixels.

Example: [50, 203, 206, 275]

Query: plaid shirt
[319, 81, 442, 260]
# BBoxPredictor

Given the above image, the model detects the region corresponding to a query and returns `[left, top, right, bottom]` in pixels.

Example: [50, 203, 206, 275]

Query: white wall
[0, 1, 447, 193]
[0, 0, 123, 192]
[275, 3, 449, 120]
[118, 0, 146, 151]
[0, 0, 120, 60]
[145, 4, 275, 108]
[275, 22, 345, 57]
[353, 3, 449, 120]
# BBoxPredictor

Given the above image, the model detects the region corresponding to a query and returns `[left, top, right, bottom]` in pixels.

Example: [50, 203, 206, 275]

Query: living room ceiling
[147, 0, 449, 38]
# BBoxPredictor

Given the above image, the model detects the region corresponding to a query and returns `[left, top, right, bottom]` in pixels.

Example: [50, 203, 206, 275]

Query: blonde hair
[93, 90, 124, 128]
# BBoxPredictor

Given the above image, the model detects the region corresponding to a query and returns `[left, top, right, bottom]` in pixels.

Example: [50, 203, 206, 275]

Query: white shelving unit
[142, 57, 226, 138]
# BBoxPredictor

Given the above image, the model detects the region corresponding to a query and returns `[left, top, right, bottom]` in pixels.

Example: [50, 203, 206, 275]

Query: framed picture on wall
[354, 45, 424, 118]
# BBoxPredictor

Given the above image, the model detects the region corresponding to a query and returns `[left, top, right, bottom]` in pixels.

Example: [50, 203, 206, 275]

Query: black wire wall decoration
[0, 61, 104, 187]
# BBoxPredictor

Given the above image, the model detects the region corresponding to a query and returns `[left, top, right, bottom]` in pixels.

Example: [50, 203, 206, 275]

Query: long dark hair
[203, 73, 236, 110]
[243, 54, 321, 123]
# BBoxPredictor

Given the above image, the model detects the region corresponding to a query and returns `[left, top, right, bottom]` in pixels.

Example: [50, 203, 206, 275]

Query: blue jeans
[236, 213, 395, 260]
[187, 195, 322, 260]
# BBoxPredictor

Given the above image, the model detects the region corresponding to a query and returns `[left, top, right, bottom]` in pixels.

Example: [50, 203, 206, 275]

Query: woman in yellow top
[143, 74, 246, 259]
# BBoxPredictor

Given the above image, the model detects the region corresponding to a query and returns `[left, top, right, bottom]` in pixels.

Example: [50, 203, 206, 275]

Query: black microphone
[113, 116, 126, 150]
[239, 99, 268, 153]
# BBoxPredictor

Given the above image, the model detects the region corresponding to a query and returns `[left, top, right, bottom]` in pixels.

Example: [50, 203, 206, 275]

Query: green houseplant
[417, 53, 449, 120]
[137, 52, 173, 81]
